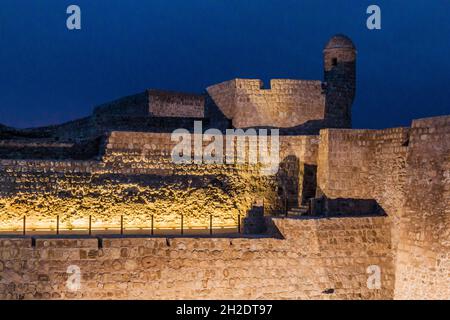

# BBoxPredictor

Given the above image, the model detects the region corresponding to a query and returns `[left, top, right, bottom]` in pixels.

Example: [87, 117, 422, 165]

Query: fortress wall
[0, 159, 106, 231]
[234, 79, 326, 129]
[103, 132, 320, 214]
[316, 117, 450, 299]
[0, 131, 319, 232]
[0, 155, 253, 230]
[317, 128, 409, 247]
[93, 90, 205, 121]
[394, 116, 450, 299]
[102, 131, 318, 169]
[0, 216, 394, 300]
[207, 80, 237, 119]
[317, 127, 409, 202]
[279, 135, 319, 165]
[207, 79, 326, 129]
[148, 90, 205, 118]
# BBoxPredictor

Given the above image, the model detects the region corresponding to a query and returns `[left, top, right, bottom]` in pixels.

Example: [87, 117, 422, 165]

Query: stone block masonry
[0, 34, 448, 300]
[0, 217, 394, 300]
[394, 116, 450, 299]
[0, 132, 318, 231]
[316, 116, 450, 299]
[207, 79, 326, 129]
[94, 90, 205, 119]
[0, 116, 448, 300]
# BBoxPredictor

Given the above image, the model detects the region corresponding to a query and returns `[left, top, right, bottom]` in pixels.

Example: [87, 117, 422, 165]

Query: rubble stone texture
[0, 35, 448, 300]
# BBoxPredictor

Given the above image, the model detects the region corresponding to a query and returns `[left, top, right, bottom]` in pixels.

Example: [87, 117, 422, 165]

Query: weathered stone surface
[0, 217, 394, 300]
[0, 34, 448, 300]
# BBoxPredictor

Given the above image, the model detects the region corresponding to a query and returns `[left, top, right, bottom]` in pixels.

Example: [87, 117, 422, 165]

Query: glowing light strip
[0, 224, 239, 233]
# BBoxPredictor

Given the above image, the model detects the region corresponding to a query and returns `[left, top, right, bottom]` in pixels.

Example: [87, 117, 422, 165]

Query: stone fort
[0, 35, 448, 300]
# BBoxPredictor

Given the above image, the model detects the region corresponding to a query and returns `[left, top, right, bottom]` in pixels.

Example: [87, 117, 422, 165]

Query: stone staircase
[287, 205, 310, 216]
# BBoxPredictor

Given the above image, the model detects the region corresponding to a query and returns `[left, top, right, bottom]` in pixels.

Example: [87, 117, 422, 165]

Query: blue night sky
[0, 0, 449, 129]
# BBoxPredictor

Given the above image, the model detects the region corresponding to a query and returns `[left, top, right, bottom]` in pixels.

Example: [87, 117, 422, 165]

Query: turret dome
[324, 34, 356, 51]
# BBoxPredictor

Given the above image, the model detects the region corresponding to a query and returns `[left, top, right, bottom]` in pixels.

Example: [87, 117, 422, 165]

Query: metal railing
[0, 214, 242, 236]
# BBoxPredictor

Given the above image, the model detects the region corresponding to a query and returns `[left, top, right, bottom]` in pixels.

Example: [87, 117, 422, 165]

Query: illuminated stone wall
[0, 217, 394, 300]
[317, 127, 409, 251]
[316, 116, 450, 300]
[0, 132, 319, 232]
[207, 79, 326, 129]
[394, 116, 450, 299]
[0, 116, 448, 299]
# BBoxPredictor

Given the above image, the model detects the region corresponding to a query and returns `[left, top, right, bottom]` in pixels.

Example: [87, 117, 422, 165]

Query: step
[289, 206, 309, 212]
[287, 206, 310, 216]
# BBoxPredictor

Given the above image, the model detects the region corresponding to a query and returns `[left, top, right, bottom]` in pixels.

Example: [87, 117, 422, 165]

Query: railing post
[209, 214, 213, 236]
[285, 196, 288, 217]
[56, 215, 59, 235]
[23, 216, 26, 236]
[88, 215, 92, 236]
[181, 214, 184, 235]
[120, 215, 124, 235]
[238, 214, 241, 234]
[151, 215, 154, 236]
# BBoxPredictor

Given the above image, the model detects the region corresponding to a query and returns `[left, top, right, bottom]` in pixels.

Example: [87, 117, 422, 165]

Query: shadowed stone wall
[94, 90, 205, 119]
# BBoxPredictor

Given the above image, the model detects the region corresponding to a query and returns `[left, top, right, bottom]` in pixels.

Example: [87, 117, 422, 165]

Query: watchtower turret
[323, 34, 356, 128]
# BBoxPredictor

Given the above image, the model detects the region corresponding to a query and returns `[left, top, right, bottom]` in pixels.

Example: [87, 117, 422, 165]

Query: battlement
[207, 78, 326, 129]
[208, 78, 323, 91]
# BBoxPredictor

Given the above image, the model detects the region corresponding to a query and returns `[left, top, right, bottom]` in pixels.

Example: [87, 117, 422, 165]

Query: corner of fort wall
[316, 115, 450, 300]
[394, 115, 450, 299]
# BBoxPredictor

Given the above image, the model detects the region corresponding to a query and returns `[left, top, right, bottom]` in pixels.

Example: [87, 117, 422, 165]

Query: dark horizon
[0, 0, 449, 129]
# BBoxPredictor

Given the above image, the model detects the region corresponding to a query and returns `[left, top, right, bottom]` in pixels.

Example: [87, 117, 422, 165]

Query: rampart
[315, 116, 450, 299]
[0, 216, 394, 300]
[207, 79, 326, 129]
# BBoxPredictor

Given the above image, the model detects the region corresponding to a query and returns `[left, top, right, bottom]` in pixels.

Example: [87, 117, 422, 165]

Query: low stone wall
[0, 216, 394, 300]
